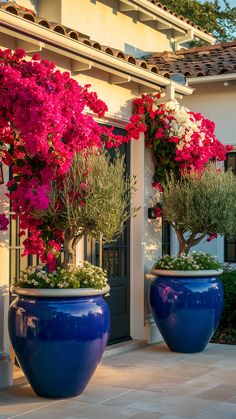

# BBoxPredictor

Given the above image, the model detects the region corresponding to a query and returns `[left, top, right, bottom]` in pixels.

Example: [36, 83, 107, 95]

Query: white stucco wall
[0, 28, 163, 345]
[143, 149, 163, 343]
[38, 0, 171, 54]
[0, 165, 12, 389]
[176, 80, 236, 262]
[0, 0, 176, 356]
[182, 82, 236, 146]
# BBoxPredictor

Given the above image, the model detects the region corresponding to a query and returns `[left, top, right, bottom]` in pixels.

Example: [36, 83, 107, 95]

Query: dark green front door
[85, 128, 130, 344]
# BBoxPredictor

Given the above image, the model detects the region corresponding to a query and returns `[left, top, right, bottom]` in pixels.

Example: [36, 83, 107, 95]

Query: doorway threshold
[103, 339, 147, 358]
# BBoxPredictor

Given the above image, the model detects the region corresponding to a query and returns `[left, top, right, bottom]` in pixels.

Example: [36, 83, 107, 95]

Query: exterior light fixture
[148, 203, 162, 219]
[148, 207, 157, 219]
[0, 162, 4, 185]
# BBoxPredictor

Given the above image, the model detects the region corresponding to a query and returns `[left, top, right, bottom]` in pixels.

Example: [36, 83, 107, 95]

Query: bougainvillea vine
[0, 49, 134, 263]
[125, 94, 232, 188]
[0, 49, 232, 260]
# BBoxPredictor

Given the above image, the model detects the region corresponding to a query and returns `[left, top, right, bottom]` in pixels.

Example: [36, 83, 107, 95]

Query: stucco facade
[177, 80, 236, 262]
[0, 0, 214, 388]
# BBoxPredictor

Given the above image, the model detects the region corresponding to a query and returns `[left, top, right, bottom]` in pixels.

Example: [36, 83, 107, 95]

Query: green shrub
[159, 164, 236, 255]
[219, 268, 236, 329]
[212, 267, 236, 344]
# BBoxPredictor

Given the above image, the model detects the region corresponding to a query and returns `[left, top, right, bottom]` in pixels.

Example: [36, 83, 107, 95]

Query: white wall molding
[130, 135, 145, 339]
[0, 165, 13, 389]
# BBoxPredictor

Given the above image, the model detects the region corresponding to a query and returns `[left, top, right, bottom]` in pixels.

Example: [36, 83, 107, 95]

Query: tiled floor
[0, 342, 236, 419]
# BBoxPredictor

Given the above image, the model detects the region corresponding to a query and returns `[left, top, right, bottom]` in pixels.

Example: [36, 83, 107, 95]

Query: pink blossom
[0, 48, 133, 262]
[152, 182, 163, 192]
[206, 233, 218, 242]
[0, 214, 9, 231]
[155, 207, 162, 218]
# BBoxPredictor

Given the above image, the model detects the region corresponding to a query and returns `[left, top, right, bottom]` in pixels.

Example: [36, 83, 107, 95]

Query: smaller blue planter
[8, 286, 110, 398]
[150, 270, 224, 353]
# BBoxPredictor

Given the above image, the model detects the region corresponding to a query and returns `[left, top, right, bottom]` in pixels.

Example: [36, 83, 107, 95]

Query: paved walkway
[0, 342, 236, 419]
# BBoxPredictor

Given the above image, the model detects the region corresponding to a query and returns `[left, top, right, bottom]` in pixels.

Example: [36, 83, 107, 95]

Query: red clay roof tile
[146, 40, 236, 78]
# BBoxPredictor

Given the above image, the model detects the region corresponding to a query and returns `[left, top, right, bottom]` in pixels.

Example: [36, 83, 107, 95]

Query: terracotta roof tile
[0, 1, 167, 78]
[146, 40, 236, 78]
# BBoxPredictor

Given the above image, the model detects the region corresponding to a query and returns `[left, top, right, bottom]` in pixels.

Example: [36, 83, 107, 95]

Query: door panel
[85, 128, 130, 344]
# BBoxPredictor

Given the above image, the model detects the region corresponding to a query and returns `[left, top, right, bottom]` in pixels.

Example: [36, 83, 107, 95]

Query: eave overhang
[118, 0, 215, 44]
[0, 9, 193, 97]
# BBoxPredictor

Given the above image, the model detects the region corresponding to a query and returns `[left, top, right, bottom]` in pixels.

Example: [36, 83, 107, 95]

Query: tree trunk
[176, 229, 190, 256]
[63, 231, 76, 268]
[99, 234, 103, 268]
[175, 228, 207, 256]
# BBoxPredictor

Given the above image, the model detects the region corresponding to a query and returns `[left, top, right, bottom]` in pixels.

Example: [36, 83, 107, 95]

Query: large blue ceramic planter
[150, 270, 224, 353]
[8, 286, 110, 398]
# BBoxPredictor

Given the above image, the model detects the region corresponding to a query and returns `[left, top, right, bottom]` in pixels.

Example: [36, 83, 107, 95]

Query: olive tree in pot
[150, 164, 236, 353]
[0, 49, 138, 398]
[9, 147, 137, 398]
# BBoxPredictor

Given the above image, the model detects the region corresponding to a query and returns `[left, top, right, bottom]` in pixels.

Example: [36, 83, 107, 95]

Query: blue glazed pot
[8, 286, 110, 398]
[150, 270, 224, 353]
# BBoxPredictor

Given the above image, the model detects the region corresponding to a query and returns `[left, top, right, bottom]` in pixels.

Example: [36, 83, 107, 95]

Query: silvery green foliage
[160, 164, 236, 254]
[57, 147, 137, 243]
[39, 147, 138, 267]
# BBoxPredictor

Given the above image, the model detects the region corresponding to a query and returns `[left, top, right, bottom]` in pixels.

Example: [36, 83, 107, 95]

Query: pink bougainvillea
[0, 213, 9, 231]
[124, 94, 232, 186]
[0, 49, 132, 263]
[0, 49, 232, 259]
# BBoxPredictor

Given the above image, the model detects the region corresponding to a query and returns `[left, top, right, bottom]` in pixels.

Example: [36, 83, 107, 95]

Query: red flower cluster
[0, 49, 232, 257]
[206, 233, 218, 242]
[0, 49, 131, 263]
[0, 213, 9, 231]
[124, 94, 232, 186]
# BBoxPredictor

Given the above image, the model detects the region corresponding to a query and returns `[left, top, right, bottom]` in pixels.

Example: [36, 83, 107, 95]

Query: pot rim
[151, 269, 223, 277]
[11, 284, 110, 297]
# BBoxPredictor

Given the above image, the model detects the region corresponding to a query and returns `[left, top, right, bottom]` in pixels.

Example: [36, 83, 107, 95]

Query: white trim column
[0, 165, 13, 389]
[130, 139, 163, 342]
[130, 136, 145, 339]
[143, 148, 163, 344]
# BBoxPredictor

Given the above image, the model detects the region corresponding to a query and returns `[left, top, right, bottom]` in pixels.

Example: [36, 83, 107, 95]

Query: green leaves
[160, 164, 236, 254]
[160, 0, 236, 41]
[37, 147, 137, 248]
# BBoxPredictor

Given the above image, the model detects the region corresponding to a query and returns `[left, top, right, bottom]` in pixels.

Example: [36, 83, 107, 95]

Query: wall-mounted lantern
[148, 204, 162, 219]
[148, 207, 157, 219]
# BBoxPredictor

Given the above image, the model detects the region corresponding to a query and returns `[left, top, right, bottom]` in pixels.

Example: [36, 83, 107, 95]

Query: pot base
[150, 271, 224, 353]
[9, 293, 110, 398]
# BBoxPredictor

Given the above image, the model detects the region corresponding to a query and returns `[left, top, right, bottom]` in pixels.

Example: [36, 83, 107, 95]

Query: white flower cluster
[165, 100, 207, 151]
[154, 251, 221, 271]
[15, 261, 108, 289]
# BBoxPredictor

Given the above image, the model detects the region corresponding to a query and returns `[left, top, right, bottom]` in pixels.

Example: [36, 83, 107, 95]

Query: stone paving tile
[0, 343, 235, 419]
[194, 401, 236, 419]
[89, 367, 156, 390]
[3, 400, 143, 419]
[126, 394, 219, 417]
[0, 383, 58, 417]
[101, 389, 158, 407]
[195, 384, 236, 401]
[128, 413, 162, 419]
[79, 384, 132, 404]
[204, 370, 236, 386]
